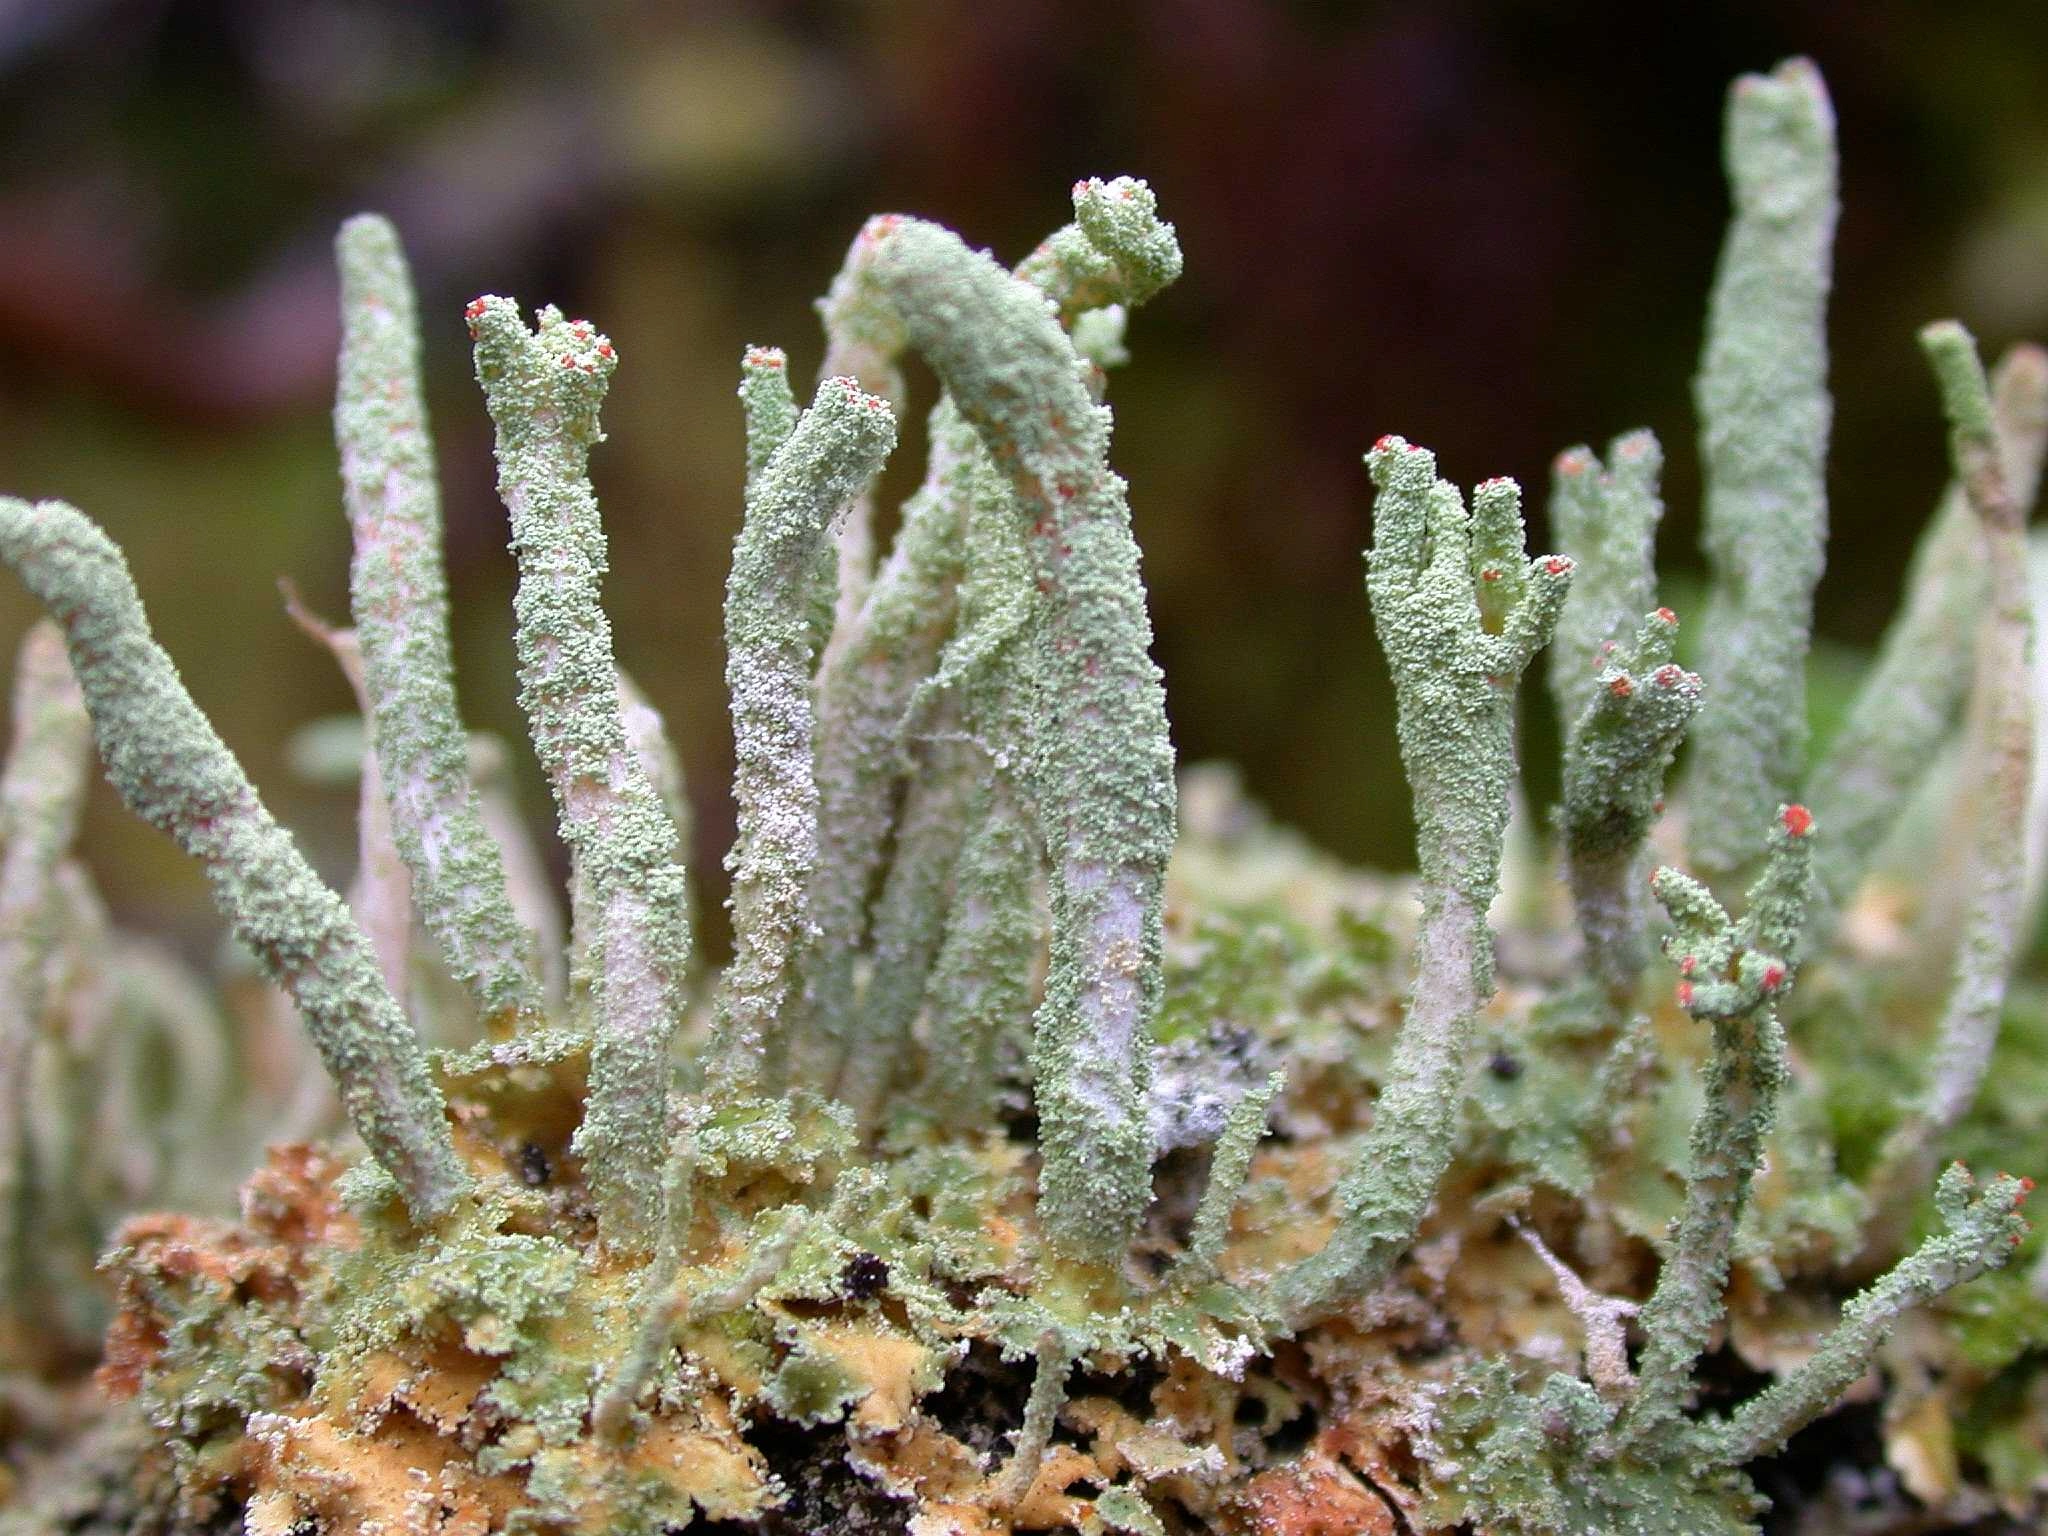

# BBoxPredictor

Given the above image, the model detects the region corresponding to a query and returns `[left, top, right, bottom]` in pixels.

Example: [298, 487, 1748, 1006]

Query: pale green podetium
[715, 370, 898, 1092]
[1682, 58, 1838, 879]
[801, 400, 975, 1069]
[1558, 610, 1702, 1001]
[737, 346, 835, 663]
[1804, 344, 2048, 942]
[1710, 1162, 2032, 1465]
[334, 217, 544, 1033]
[920, 449, 1046, 1129]
[803, 181, 1176, 1088]
[1545, 431, 1664, 706]
[1862, 324, 2036, 1249]
[1273, 442, 1570, 1326]
[0, 622, 90, 1307]
[833, 727, 977, 1126]
[848, 187, 1182, 1265]
[1547, 432, 1696, 1000]
[279, 593, 413, 1007]
[469, 299, 692, 1252]
[1011, 175, 1185, 327]
[0, 498, 469, 1221]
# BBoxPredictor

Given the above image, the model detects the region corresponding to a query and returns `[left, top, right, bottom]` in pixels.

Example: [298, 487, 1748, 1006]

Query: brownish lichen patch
[240, 1142, 360, 1251]
[243, 1403, 527, 1536]
[1006, 1444, 1101, 1531]
[95, 1200, 308, 1400]
[1230, 1455, 1394, 1536]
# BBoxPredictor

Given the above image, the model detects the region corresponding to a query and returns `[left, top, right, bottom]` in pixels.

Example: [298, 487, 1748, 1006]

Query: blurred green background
[0, 0, 2044, 961]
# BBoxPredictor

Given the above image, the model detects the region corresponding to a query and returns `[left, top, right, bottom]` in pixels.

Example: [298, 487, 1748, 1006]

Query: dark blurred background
[1, 0, 2044, 958]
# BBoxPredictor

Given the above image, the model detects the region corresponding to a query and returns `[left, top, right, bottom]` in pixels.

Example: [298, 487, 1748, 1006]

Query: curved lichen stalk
[1273, 441, 1570, 1327]
[0, 497, 469, 1221]
[833, 178, 1183, 1263]
[713, 370, 898, 1093]
[469, 299, 693, 1252]
[804, 185, 1175, 1086]
[1681, 58, 1838, 879]
[334, 215, 543, 1033]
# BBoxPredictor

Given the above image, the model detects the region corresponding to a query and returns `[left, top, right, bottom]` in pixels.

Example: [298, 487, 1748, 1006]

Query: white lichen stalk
[335, 216, 543, 1033]
[0, 622, 91, 1311]
[713, 369, 898, 1092]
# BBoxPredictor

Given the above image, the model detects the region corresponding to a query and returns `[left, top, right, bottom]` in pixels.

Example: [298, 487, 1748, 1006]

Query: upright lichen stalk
[1547, 433, 1700, 1000]
[469, 300, 692, 1251]
[0, 622, 90, 1315]
[1274, 440, 1569, 1325]
[1618, 807, 1811, 1443]
[1803, 345, 2048, 940]
[1861, 323, 2037, 1246]
[1682, 58, 1837, 879]
[714, 368, 898, 1090]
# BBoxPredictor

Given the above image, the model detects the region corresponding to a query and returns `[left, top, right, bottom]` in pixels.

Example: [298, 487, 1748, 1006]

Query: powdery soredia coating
[834, 732, 976, 1126]
[335, 216, 542, 1033]
[738, 347, 835, 664]
[279, 595, 413, 1007]
[919, 453, 1047, 1128]
[0, 497, 469, 1221]
[923, 777, 1040, 1129]
[469, 299, 692, 1252]
[714, 373, 898, 1092]
[1272, 440, 1570, 1326]
[0, 622, 90, 1307]
[1012, 176, 1185, 327]
[1683, 58, 1838, 879]
[1804, 344, 2048, 942]
[850, 208, 1179, 1265]
[1545, 431, 1665, 706]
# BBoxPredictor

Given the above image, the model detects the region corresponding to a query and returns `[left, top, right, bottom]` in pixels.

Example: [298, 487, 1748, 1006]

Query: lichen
[1, 54, 2044, 1536]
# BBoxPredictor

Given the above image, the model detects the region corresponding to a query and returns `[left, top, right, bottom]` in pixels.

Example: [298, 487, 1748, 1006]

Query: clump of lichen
[2, 55, 2046, 1536]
